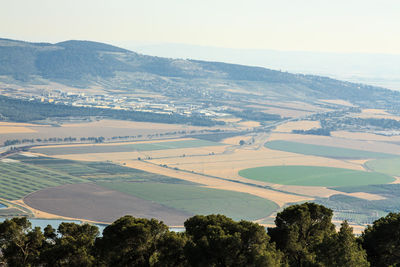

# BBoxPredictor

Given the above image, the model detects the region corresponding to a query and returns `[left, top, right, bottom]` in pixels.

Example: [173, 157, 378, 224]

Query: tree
[40, 223, 99, 266]
[361, 212, 400, 267]
[268, 202, 335, 266]
[184, 214, 284, 267]
[95, 216, 169, 267]
[0, 217, 44, 267]
[152, 231, 188, 267]
[318, 221, 369, 267]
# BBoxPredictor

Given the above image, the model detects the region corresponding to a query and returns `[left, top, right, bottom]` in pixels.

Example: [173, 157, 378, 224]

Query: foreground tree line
[0, 203, 398, 267]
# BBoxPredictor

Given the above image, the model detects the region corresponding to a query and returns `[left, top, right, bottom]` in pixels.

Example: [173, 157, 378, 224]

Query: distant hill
[1, 38, 399, 110]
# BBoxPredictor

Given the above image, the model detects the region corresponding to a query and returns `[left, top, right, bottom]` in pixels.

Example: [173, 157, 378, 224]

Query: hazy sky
[2, 0, 400, 54]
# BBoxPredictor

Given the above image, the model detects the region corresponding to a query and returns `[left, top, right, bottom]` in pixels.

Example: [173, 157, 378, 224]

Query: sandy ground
[320, 99, 354, 107]
[332, 131, 400, 142]
[237, 121, 261, 128]
[215, 117, 241, 123]
[0, 122, 45, 127]
[273, 121, 321, 133]
[350, 109, 400, 120]
[46, 144, 228, 162]
[221, 135, 254, 145]
[0, 126, 37, 134]
[362, 109, 389, 115]
[268, 132, 400, 155]
[390, 176, 400, 184]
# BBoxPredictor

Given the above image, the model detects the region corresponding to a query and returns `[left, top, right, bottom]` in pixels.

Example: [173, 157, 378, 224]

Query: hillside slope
[1, 38, 399, 110]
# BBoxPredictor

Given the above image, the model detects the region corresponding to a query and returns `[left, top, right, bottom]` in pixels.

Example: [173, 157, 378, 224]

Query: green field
[30, 139, 222, 155]
[265, 140, 396, 159]
[364, 157, 400, 176]
[0, 161, 86, 200]
[0, 154, 199, 201]
[239, 165, 395, 187]
[96, 182, 279, 221]
[10, 155, 196, 184]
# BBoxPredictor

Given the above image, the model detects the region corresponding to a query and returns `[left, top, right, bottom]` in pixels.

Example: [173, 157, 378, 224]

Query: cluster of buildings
[11, 89, 230, 118]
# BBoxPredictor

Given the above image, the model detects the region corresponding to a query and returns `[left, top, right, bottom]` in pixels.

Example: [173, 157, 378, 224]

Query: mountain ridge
[1, 38, 399, 111]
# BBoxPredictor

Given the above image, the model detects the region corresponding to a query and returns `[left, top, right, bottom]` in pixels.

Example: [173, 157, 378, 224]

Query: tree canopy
[0, 203, 398, 266]
[361, 212, 400, 267]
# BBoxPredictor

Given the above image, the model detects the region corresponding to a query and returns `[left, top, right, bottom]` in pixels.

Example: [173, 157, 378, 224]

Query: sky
[2, 0, 400, 54]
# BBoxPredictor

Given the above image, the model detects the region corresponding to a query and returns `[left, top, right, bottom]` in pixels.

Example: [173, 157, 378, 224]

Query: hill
[1, 38, 400, 112]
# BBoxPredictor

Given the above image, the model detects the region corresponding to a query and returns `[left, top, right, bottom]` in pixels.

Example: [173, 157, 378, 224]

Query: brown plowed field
[24, 183, 191, 225]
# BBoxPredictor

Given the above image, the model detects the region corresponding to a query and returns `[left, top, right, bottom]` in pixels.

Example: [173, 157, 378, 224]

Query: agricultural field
[24, 183, 192, 225]
[9, 154, 195, 184]
[30, 139, 222, 155]
[0, 160, 86, 200]
[2, 153, 282, 224]
[273, 120, 321, 133]
[265, 140, 397, 159]
[238, 165, 395, 187]
[364, 157, 400, 176]
[96, 181, 279, 221]
[0, 119, 232, 146]
[315, 190, 400, 225]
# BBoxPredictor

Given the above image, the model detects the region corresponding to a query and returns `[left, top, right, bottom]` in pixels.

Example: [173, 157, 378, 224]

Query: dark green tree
[361, 212, 400, 267]
[0, 217, 44, 267]
[152, 231, 188, 267]
[318, 221, 369, 266]
[40, 223, 99, 266]
[95, 215, 169, 267]
[184, 214, 285, 267]
[268, 202, 335, 266]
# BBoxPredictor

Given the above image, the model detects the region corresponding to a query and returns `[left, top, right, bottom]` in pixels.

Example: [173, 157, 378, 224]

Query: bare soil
[24, 183, 191, 226]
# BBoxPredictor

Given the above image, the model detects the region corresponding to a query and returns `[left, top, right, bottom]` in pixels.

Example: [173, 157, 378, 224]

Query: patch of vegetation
[364, 157, 400, 176]
[265, 140, 396, 159]
[239, 165, 394, 187]
[331, 183, 400, 197]
[292, 128, 331, 136]
[96, 181, 278, 221]
[314, 184, 400, 225]
[186, 131, 246, 142]
[30, 139, 222, 155]
[321, 117, 400, 131]
[225, 109, 282, 122]
[0, 161, 86, 200]
[10, 155, 196, 185]
[314, 193, 400, 225]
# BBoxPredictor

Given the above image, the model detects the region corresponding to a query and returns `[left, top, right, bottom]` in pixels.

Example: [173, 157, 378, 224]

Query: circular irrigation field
[238, 165, 395, 187]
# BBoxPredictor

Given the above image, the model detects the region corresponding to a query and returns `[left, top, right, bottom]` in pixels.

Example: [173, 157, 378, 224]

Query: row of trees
[0, 202, 398, 266]
[4, 137, 105, 147]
